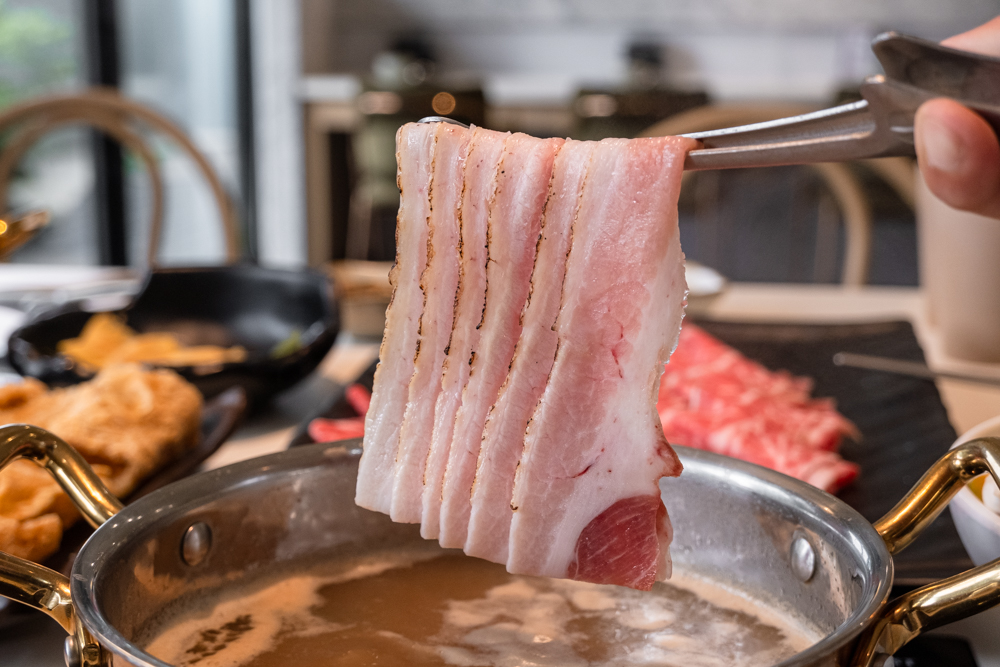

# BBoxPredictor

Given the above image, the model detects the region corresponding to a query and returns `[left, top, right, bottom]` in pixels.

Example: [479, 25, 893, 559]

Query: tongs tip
[417, 116, 470, 128]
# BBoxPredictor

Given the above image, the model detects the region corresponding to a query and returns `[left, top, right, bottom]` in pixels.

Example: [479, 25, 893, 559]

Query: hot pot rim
[68, 441, 893, 667]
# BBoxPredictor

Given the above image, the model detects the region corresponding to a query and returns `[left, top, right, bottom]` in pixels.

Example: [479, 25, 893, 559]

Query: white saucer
[685, 261, 727, 298]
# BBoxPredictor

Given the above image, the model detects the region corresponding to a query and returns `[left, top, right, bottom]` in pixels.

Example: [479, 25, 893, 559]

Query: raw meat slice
[464, 139, 595, 563]
[345, 383, 372, 416]
[566, 495, 668, 587]
[307, 383, 372, 443]
[421, 127, 509, 540]
[437, 133, 564, 549]
[356, 122, 438, 513]
[308, 417, 364, 442]
[390, 124, 471, 523]
[657, 324, 859, 492]
[507, 136, 694, 590]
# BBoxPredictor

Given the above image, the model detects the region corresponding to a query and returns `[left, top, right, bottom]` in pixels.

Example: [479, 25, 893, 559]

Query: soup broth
[141, 552, 821, 667]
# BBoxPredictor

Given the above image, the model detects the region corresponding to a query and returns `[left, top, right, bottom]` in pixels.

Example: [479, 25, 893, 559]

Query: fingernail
[921, 117, 964, 173]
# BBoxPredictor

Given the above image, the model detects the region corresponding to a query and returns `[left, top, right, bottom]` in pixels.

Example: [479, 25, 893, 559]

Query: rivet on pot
[790, 535, 816, 582]
[182, 522, 212, 566]
[63, 635, 80, 667]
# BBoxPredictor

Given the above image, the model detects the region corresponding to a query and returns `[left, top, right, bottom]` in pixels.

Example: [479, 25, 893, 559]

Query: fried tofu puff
[0, 364, 202, 562]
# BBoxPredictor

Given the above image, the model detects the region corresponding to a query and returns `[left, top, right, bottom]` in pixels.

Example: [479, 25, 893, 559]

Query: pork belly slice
[421, 127, 509, 539]
[356, 122, 438, 513]
[464, 140, 594, 563]
[507, 135, 695, 591]
[390, 124, 472, 523]
[437, 134, 565, 549]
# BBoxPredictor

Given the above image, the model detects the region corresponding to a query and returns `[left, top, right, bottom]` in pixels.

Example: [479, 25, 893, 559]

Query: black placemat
[896, 635, 979, 667]
[694, 318, 970, 588]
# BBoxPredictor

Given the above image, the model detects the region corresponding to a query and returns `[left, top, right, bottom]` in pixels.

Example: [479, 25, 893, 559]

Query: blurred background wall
[0, 0, 251, 269]
[301, 0, 997, 102]
[0, 0, 997, 285]
[295, 0, 996, 285]
[0, 0, 96, 265]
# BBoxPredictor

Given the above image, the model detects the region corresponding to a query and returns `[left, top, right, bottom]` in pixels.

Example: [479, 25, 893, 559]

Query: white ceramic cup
[950, 415, 1000, 566]
[917, 171, 1000, 363]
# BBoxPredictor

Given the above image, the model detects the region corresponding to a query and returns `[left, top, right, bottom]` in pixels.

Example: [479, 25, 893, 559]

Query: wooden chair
[642, 104, 916, 286]
[0, 88, 240, 265]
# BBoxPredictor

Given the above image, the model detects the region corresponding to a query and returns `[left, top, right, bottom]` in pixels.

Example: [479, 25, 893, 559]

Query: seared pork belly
[356, 124, 694, 590]
[438, 133, 564, 548]
[507, 136, 692, 590]
[356, 122, 437, 513]
[465, 140, 594, 563]
[421, 127, 509, 539]
[391, 124, 471, 523]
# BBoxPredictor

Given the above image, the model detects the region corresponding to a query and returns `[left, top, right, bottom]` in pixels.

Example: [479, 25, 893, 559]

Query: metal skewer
[832, 351, 1000, 388]
[419, 32, 1000, 172]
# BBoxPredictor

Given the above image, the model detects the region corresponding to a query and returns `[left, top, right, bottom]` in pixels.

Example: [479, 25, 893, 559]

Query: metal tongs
[420, 32, 1000, 171]
[683, 32, 1000, 170]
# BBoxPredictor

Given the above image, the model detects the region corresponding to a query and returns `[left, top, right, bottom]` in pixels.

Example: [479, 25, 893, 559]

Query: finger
[941, 15, 1000, 57]
[915, 98, 1000, 220]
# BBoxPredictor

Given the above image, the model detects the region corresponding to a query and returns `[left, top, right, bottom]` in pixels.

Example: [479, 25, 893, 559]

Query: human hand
[914, 16, 1000, 219]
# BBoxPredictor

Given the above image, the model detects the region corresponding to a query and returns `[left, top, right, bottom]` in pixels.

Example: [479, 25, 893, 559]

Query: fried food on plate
[58, 312, 247, 371]
[0, 364, 202, 562]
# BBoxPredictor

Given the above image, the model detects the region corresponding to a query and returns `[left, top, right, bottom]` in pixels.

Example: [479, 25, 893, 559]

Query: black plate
[292, 319, 970, 588]
[0, 384, 247, 626]
[6, 266, 340, 406]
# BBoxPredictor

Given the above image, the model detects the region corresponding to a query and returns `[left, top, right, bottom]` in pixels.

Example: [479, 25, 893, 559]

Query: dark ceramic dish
[6, 266, 339, 404]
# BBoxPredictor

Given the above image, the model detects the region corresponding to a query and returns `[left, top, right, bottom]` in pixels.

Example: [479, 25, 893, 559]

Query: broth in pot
[141, 550, 821, 667]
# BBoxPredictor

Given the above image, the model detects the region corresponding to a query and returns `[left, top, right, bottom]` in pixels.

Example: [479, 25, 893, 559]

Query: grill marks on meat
[438, 134, 564, 548]
[391, 124, 471, 523]
[507, 137, 691, 588]
[465, 140, 594, 563]
[357, 125, 693, 590]
[356, 122, 438, 513]
[421, 127, 509, 540]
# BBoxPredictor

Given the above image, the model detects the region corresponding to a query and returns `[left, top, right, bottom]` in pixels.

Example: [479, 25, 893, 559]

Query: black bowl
[6, 265, 339, 404]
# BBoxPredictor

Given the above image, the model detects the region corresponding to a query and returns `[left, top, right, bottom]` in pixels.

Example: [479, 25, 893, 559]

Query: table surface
[6, 282, 1000, 666]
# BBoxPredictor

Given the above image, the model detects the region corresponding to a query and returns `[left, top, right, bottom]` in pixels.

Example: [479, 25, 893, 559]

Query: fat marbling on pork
[355, 122, 436, 514]
[420, 127, 509, 539]
[356, 123, 695, 590]
[390, 123, 470, 523]
[507, 136, 693, 589]
[465, 139, 595, 563]
[437, 133, 564, 549]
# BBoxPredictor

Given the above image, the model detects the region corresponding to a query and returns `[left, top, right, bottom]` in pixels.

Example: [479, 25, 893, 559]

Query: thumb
[914, 98, 1000, 220]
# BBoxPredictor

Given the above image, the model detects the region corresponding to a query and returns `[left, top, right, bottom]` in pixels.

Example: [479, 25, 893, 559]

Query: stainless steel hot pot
[2, 424, 1000, 667]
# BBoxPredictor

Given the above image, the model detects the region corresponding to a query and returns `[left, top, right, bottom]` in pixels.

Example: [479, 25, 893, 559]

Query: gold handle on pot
[853, 437, 1000, 667]
[0, 424, 121, 666]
